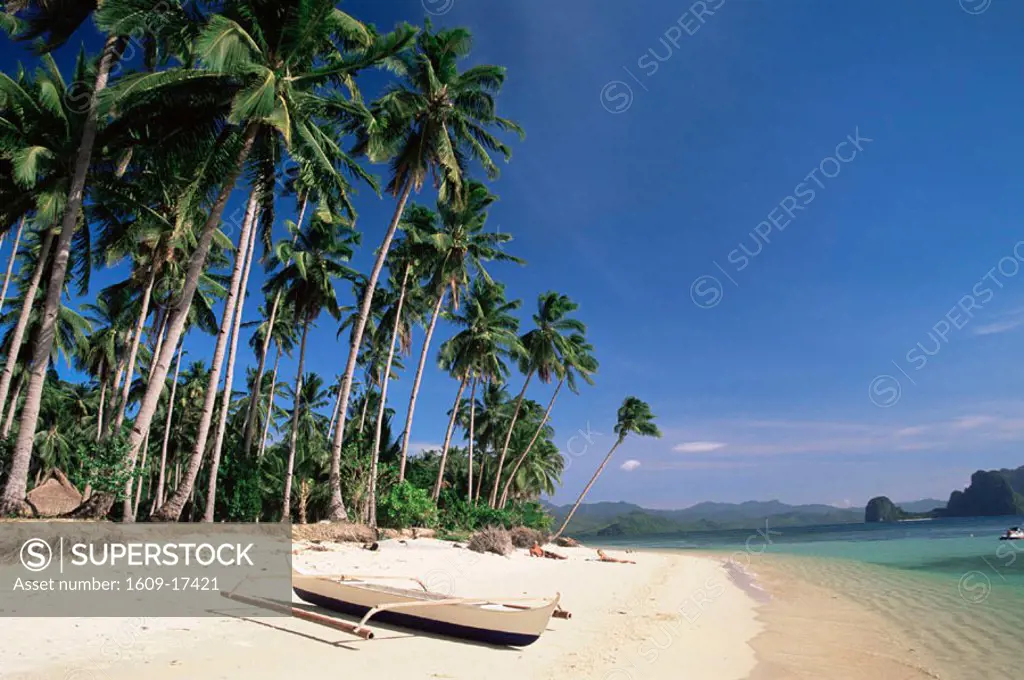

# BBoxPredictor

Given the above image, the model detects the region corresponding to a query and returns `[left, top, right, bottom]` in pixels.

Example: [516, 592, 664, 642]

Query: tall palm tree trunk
[2, 373, 25, 437]
[146, 306, 169, 382]
[327, 180, 414, 520]
[154, 338, 183, 512]
[327, 383, 343, 439]
[431, 377, 468, 500]
[489, 370, 533, 507]
[113, 267, 157, 433]
[474, 454, 486, 503]
[282, 321, 309, 522]
[398, 289, 446, 481]
[358, 390, 370, 435]
[257, 346, 281, 462]
[297, 479, 310, 525]
[0, 37, 124, 516]
[132, 435, 149, 518]
[467, 377, 478, 503]
[552, 435, 626, 540]
[0, 217, 25, 314]
[367, 265, 410, 526]
[104, 351, 127, 439]
[242, 198, 308, 454]
[0, 229, 53, 420]
[499, 377, 564, 507]
[95, 378, 107, 442]
[203, 203, 259, 522]
[149, 177, 260, 522]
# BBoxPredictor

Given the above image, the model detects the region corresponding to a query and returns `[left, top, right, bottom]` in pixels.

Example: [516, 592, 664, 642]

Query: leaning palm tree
[489, 292, 585, 507]
[552, 397, 662, 540]
[264, 213, 357, 520]
[395, 182, 522, 483]
[327, 21, 523, 519]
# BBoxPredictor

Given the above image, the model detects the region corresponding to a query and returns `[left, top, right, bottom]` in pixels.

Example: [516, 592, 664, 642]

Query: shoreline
[712, 552, 942, 680]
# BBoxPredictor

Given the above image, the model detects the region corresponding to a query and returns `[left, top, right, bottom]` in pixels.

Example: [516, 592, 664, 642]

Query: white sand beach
[1, 538, 762, 680]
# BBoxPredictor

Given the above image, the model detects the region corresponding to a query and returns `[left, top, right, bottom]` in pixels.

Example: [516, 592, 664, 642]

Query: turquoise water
[603, 516, 1024, 680]
[608, 515, 1024, 588]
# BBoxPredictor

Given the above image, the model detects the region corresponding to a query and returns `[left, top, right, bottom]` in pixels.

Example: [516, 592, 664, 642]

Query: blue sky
[3, 0, 1024, 509]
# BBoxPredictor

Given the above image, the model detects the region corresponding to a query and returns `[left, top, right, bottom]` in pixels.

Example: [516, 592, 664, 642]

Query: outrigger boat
[1000, 526, 1024, 540]
[222, 571, 568, 647]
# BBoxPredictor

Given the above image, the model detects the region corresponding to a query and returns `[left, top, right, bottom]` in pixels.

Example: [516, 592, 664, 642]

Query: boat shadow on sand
[213, 598, 543, 652]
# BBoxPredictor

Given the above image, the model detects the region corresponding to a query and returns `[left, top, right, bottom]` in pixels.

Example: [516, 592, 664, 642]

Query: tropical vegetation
[0, 1, 654, 532]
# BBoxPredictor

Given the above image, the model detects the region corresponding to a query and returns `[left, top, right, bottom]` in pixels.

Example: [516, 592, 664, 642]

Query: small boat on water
[999, 527, 1024, 540]
[290, 572, 562, 646]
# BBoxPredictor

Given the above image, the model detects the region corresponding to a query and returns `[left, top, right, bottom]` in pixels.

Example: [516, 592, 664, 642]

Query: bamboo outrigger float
[222, 571, 569, 647]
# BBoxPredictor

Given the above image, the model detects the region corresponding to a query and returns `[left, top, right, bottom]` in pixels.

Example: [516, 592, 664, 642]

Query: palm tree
[500, 333, 597, 507]
[552, 397, 662, 540]
[150, 190, 259, 522]
[489, 292, 585, 506]
[327, 22, 523, 519]
[0, 0, 195, 516]
[279, 372, 331, 522]
[0, 52, 94, 421]
[365, 240, 422, 525]
[202, 190, 262, 521]
[264, 213, 357, 520]
[243, 297, 299, 461]
[434, 279, 522, 501]
[120, 4, 409, 522]
[396, 182, 521, 483]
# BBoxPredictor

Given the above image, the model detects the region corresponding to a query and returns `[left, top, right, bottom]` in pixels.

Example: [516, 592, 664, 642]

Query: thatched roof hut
[25, 469, 83, 517]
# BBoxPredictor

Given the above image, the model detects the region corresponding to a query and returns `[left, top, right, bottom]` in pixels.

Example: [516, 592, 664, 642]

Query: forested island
[866, 465, 1024, 522]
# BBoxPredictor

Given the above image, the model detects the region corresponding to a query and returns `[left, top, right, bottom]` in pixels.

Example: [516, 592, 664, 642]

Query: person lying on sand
[529, 542, 568, 560]
[595, 549, 635, 564]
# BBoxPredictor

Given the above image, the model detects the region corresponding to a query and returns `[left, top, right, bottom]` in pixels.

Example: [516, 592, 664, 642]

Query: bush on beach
[468, 525, 513, 556]
[509, 526, 547, 548]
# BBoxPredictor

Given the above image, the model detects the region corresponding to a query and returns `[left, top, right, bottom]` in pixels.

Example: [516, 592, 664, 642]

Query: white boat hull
[292, 574, 558, 646]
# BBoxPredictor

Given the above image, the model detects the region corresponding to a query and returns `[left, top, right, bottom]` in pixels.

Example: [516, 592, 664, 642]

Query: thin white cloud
[672, 441, 726, 454]
[620, 459, 641, 472]
[973, 307, 1024, 335]
[973, 319, 1024, 335]
[950, 415, 996, 430]
[894, 426, 928, 437]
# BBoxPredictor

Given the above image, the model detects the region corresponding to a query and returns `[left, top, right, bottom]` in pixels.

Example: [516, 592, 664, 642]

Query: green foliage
[221, 451, 263, 522]
[376, 480, 437, 529]
[70, 432, 136, 500]
[435, 490, 551, 532]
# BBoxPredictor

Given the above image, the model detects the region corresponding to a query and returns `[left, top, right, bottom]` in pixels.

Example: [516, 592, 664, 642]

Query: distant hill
[544, 499, 863, 537]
